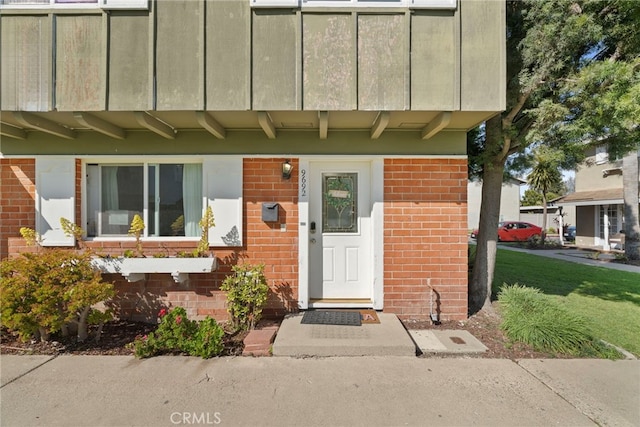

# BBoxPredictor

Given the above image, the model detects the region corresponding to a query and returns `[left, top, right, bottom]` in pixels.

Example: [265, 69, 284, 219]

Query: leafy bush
[132, 307, 224, 359]
[220, 263, 269, 331]
[190, 317, 225, 358]
[0, 249, 114, 342]
[498, 284, 620, 358]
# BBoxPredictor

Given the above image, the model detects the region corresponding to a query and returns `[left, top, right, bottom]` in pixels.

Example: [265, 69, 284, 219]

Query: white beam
[73, 112, 125, 139]
[421, 111, 452, 140]
[1, 122, 27, 140]
[196, 111, 226, 139]
[134, 111, 176, 139]
[319, 111, 328, 140]
[13, 111, 76, 140]
[257, 111, 277, 139]
[370, 111, 390, 139]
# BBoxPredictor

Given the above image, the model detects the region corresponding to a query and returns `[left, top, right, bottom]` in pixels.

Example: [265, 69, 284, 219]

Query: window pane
[101, 165, 143, 235]
[158, 164, 186, 237]
[322, 173, 357, 233]
[89, 163, 201, 237]
[151, 164, 202, 237]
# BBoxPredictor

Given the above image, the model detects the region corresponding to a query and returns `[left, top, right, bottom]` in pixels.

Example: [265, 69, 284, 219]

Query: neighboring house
[0, 0, 505, 322]
[558, 144, 639, 250]
[467, 178, 524, 231]
[519, 200, 575, 234]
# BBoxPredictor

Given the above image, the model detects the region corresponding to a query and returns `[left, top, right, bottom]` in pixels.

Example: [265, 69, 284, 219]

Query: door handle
[310, 238, 316, 244]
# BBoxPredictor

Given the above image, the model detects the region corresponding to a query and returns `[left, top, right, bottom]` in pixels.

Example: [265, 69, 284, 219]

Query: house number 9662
[300, 169, 307, 197]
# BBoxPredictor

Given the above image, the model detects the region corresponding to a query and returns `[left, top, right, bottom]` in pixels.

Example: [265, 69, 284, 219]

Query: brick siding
[0, 159, 36, 260]
[3, 156, 469, 323]
[383, 158, 468, 321]
[85, 158, 300, 322]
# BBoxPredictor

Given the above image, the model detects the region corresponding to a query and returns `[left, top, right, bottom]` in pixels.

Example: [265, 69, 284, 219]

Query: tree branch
[503, 88, 533, 126]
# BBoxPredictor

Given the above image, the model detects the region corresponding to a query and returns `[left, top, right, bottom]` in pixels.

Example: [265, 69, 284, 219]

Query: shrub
[0, 249, 114, 342]
[189, 317, 225, 358]
[220, 263, 269, 331]
[498, 284, 620, 358]
[128, 214, 145, 257]
[132, 307, 224, 359]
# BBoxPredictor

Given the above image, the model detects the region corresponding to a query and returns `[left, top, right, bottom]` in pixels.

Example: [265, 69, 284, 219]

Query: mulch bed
[403, 309, 571, 360]
[0, 320, 248, 357]
[2, 312, 567, 360]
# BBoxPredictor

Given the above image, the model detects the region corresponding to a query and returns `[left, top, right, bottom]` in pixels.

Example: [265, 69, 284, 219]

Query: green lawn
[492, 249, 640, 357]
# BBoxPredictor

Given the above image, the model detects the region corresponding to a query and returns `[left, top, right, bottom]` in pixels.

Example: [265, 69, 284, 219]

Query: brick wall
[0, 159, 36, 260]
[383, 158, 468, 321]
[4, 156, 469, 323]
[85, 158, 300, 323]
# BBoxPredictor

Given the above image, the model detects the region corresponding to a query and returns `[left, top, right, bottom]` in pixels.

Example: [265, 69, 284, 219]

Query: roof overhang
[557, 189, 625, 207]
[0, 110, 497, 141]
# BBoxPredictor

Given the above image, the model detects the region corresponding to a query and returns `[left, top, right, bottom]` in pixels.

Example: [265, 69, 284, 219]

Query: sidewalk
[497, 243, 640, 273]
[1, 355, 638, 427]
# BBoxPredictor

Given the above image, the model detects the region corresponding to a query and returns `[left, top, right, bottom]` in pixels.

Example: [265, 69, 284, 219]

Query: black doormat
[301, 310, 362, 326]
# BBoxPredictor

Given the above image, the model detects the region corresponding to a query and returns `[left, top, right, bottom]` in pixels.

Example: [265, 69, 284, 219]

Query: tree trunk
[623, 150, 640, 260]
[77, 306, 91, 342]
[470, 116, 507, 314]
[541, 193, 547, 244]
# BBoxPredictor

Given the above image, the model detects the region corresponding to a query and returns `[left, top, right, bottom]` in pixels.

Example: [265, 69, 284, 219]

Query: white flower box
[92, 256, 216, 284]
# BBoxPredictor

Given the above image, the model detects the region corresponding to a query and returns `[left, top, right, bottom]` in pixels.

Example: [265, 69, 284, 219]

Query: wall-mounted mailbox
[262, 202, 279, 222]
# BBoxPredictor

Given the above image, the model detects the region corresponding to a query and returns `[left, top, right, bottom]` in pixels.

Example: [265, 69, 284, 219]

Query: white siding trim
[35, 157, 75, 247]
[203, 156, 243, 247]
[371, 158, 384, 310]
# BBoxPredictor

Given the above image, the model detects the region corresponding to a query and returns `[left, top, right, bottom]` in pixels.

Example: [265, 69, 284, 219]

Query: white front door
[308, 162, 372, 300]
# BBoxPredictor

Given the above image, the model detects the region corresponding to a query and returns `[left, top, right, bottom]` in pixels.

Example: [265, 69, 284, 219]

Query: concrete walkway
[498, 244, 640, 273]
[1, 355, 638, 426]
[272, 313, 488, 357]
[272, 313, 416, 357]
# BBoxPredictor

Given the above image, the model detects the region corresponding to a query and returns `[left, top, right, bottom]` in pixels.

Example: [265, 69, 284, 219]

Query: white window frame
[251, 0, 456, 9]
[0, 0, 148, 10]
[83, 156, 243, 247]
[36, 157, 76, 247]
[86, 160, 203, 240]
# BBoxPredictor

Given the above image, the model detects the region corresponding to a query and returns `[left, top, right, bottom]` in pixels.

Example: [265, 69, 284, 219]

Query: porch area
[270, 312, 488, 357]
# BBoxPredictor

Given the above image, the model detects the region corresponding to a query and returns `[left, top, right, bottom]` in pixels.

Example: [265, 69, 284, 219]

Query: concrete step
[272, 313, 416, 357]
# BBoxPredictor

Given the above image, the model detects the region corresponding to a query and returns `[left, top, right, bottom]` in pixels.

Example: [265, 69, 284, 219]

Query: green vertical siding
[108, 12, 151, 111]
[303, 13, 356, 110]
[155, 0, 204, 110]
[357, 14, 407, 111]
[410, 10, 459, 110]
[1, 16, 52, 111]
[252, 10, 299, 110]
[460, 0, 506, 111]
[206, 0, 251, 110]
[55, 15, 105, 111]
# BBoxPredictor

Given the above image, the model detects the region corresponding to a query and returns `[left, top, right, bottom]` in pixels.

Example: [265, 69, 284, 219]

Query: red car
[471, 221, 542, 242]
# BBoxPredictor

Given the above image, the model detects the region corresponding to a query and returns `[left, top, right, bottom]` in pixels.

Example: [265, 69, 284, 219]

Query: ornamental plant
[177, 206, 216, 258]
[195, 206, 215, 257]
[128, 214, 145, 257]
[60, 217, 86, 250]
[498, 284, 620, 359]
[132, 307, 224, 359]
[0, 249, 115, 342]
[220, 263, 269, 331]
